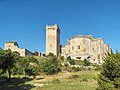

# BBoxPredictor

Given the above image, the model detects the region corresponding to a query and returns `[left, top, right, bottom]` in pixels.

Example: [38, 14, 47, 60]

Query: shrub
[67, 56, 75, 65]
[12, 56, 39, 76]
[45, 64, 59, 75]
[59, 56, 64, 61]
[84, 59, 90, 66]
[114, 78, 120, 88]
[97, 74, 114, 90]
[97, 52, 120, 90]
[71, 67, 81, 72]
[40, 56, 60, 75]
[93, 64, 102, 71]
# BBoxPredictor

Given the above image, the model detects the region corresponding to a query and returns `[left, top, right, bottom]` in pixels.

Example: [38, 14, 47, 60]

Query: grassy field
[0, 71, 99, 90]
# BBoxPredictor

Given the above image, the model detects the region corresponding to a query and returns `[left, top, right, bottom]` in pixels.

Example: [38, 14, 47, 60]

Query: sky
[0, 0, 120, 52]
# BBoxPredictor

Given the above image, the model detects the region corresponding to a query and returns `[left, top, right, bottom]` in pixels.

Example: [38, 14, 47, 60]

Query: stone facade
[4, 42, 33, 57]
[61, 35, 111, 64]
[45, 24, 111, 64]
[46, 24, 60, 56]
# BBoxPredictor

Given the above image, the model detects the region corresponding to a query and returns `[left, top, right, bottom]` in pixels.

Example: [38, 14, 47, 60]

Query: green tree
[84, 58, 90, 66]
[40, 55, 60, 75]
[97, 52, 120, 90]
[15, 56, 39, 76]
[67, 56, 75, 65]
[47, 53, 54, 57]
[0, 49, 20, 81]
[59, 56, 64, 61]
[19, 57, 29, 76]
[26, 56, 39, 76]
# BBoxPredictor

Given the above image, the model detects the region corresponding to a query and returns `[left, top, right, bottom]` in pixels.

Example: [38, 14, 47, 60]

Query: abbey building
[46, 24, 111, 64]
[4, 42, 33, 57]
[2, 24, 110, 65]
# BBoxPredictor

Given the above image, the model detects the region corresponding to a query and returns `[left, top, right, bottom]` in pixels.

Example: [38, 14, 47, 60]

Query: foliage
[47, 53, 54, 57]
[84, 58, 90, 66]
[12, 56, 39, 76]
[97, 52, 120, 90]
[92, 64, 102, 71]
[74, 60, 84, 65]
[71, 67, 81, 72]
[40, 55, 60, 75]
[67, 56, 75, 65]
[42, 54, 46, 57]
[97, 74, 114, 90]
[0, 49, 20, 81]
[59, 56, 64, 61]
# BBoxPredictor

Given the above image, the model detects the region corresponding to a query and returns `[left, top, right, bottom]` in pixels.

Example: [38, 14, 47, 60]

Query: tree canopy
[0, 49, 20, 81]
[97, 52, 120, 90]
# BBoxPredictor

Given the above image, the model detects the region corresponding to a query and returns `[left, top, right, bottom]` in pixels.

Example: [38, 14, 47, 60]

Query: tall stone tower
[46, 24, 60, 56]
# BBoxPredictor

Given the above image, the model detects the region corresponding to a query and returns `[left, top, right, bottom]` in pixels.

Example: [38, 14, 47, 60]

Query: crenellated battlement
[46, 24, 60, 56]
[46, 24, 60, 32]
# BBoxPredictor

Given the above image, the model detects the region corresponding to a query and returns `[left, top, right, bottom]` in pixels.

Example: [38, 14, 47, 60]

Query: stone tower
[46, 24, 60, 56]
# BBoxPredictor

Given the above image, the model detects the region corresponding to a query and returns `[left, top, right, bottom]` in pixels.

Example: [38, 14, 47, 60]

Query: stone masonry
[4, 42, 33, 57]
[46, 24, 60, 56]
[46, 25, 111, 64]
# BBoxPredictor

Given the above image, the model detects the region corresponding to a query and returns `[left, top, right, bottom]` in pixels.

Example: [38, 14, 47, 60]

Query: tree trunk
[23, 69, 26, 76]
[8, 69, 11, 82]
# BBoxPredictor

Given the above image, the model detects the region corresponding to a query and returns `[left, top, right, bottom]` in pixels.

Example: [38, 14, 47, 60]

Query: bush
[97, 74, 114, 90]
[97, 82, 114, 90]
[84, 59, 90, 66]
[40, 56, 60, 75]
[114, 78, 120, 88]
[67, 56, 75, 65]
[44, 64, 59, 75]
[93, 64, 102, 71]
[97, 52, 120, 90]
[12, 56, 39, 76]
[72, 67, 81, 72]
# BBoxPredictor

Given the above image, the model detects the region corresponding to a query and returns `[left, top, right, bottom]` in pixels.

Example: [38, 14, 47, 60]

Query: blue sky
[0, 0, 120, 52]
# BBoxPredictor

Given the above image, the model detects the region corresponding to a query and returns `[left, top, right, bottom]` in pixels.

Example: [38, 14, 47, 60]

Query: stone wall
[4, 42, 33, 57]
[46, 24, 60, 56]
[61, 35, 110, 64]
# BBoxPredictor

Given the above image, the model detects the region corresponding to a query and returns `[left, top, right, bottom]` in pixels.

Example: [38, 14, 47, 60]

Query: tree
[59, 56, 64, 61]
[40, 55, 60, 75]
[19, 57, 29, 76]
[0, 49, 20, 81]
[84, 58, 90, 66]
[47, 53, 54, 57]
[67, 56, 75, 65]
[97, 52, 120, 90]
[15, 56, 39, 76]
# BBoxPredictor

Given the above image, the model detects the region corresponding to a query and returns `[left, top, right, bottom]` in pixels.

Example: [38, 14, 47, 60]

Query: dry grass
[0, 71, 98, 90]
